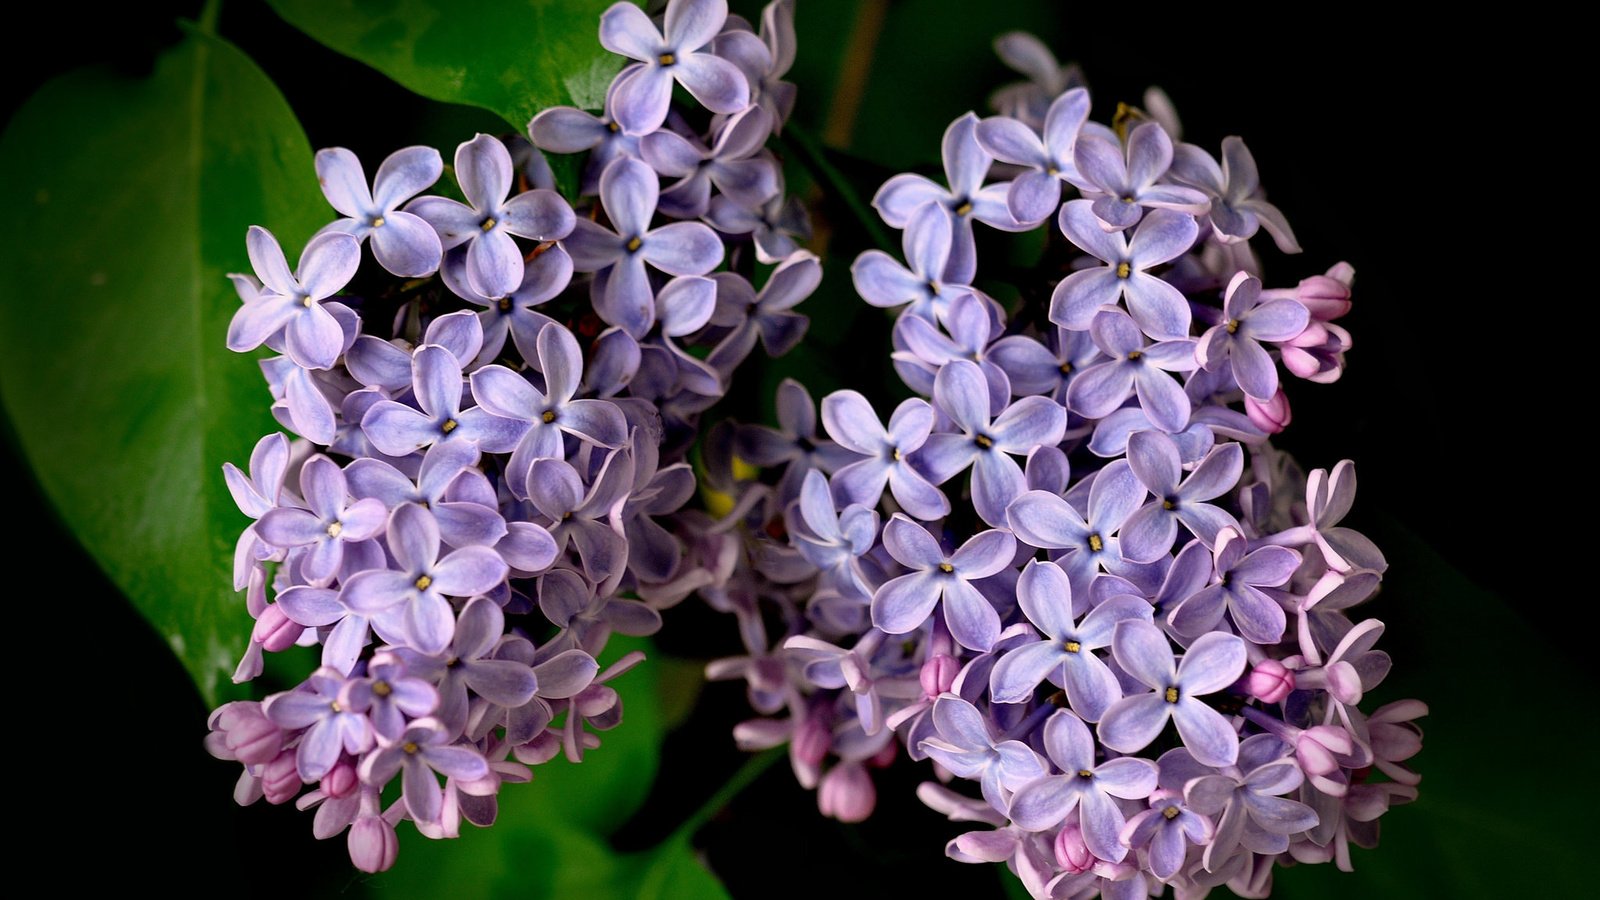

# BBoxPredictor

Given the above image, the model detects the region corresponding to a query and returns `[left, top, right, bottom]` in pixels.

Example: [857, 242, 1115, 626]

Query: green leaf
[0, 29, 329, 706]
[266, 0, 630, 130]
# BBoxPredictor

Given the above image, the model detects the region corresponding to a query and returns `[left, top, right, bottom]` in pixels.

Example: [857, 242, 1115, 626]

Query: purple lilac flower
[1072, 122, 1209, 231]
[851, 203, 973, 321]
[1170, 136, 1301, 252]
[464, 244, 572, 366]
[1121, 791, 1213, 880]
[734, 378, 850, 505]
[1006, 460, 1149, 593]
[988, 31, 1082, 126]
[919, 694, 1047, 810]
[712, 0, 797, 128]
[565, 157, 724, 337]
[873, 114, 1027, 283]
[358, 717, 488, 825]
[408, 134, 575, 299]
[226, 227, 360, 370]
[314, 146, 444, 277]
[1065, 309, 1197, 433]
[1099, 621, 1246, 766]
[706, 189, 810, 263]
[1169, 526, 1299, 644]
[600, 0, 750, 135]
[394, 597, 538, 734]
[707, 251, 819, 374]
[1181, 735, 1320, 869]
[988, 560, 1151, 720]
[916, 359, 1066, 527]
[975, 88, 1092, 224]
[255, 455, 387, 585]
[1196, 271, 1310, 401]
[526, 452, 633, 585]
[527, 78, 642, 194]
[641, 105, 778, 217]
[1007, 710, 1158, 862]
[263, 667, 374, 780]
[469, 322, 629, 494]
[360, 344, 528, 458]
[789, 470, 877, 603]
[341, 654, 438, 740]
[342, 504, 508, 655]
[1118, 432, 1243, 563]
[345, 441, 506, 549]
[821, 391, 949, 520]
[1050, 199, 1198, 339]
[871, 514, 1015, 652]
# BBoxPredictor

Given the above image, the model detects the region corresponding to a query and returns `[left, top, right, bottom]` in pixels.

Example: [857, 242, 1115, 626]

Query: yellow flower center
[1164, 686, 1179, 703]
[326, 521, 343, 538]
[938, 562, 954, 574]
[415, 574, 433, 591]
[1088, 534, 1103, 552]
[1116, 262, 1131, 279]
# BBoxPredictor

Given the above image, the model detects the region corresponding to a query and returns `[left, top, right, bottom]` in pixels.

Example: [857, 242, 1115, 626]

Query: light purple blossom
[360, 344, 529, 458]
[821, 391, 948, 520]
[255, 455, 387, 585]
[1051, 199, 1198, 339]
[1196, 271, 1309, 401]
[600, 0, 750, 135]
[988, 560, 1151, 720]
[873, 113, 1027, 283]
[358, 717, 488, 825]
[1099, 621, 1246, 766]
[469, 322, 629, 493]
[1170, 136, 1300, 252]
[1118, 433, 1243, 563]
[851, 203, 973, 321]
[919, 694, 1048, 811]
[975, 88, 1091, 224]
[916, 359, 1066, 527]
[314, 146, 444, 277]
[1065, 309, 1197, 433]
[408, 134, 575, 299]
[226, 227, 360, 370]
[565, 157, 724, 337]
[342, 503, 509, 655]
[1169, 526, 1298, 644]
[1007, 710, 1158, 863]
[1121, 791, 1213, 881]
[871, 514, 1015, 652]
[1072, 122, 1209, 231]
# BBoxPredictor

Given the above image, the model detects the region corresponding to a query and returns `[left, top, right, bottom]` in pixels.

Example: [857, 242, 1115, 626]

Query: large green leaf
[267, 0, 629, 130]
[0, 28, 327, 705]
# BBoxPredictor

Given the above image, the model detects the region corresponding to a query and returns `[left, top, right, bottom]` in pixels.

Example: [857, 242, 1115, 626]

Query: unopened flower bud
[1246, 658, 1295, 703]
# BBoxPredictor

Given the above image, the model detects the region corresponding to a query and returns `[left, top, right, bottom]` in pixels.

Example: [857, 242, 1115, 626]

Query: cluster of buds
[205, 0, 817, 872]
[695, 31, 1422, 899]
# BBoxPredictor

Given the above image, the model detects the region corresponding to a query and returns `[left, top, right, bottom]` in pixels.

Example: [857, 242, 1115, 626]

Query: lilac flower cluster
[205, 0, 817, 872]
[697, 31, 1423, 898]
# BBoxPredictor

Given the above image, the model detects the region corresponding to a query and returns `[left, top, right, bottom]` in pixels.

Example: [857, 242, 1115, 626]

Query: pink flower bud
[1246, 658, 1295, 703]
[206, 701, 283, 766]
[817, 762, 876, 823]
[261, 749, 302, 805]
[252, 604, 303, 653]
[322, 758, 359, 799]
[1286, 262, 1354, 321]
[1245, 388, 1292, 433]
[793, 706, 832, 767]
[1054, 824, 1094, 874]
[920, 653, 960, 697]
[348, 815, 399, 873]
